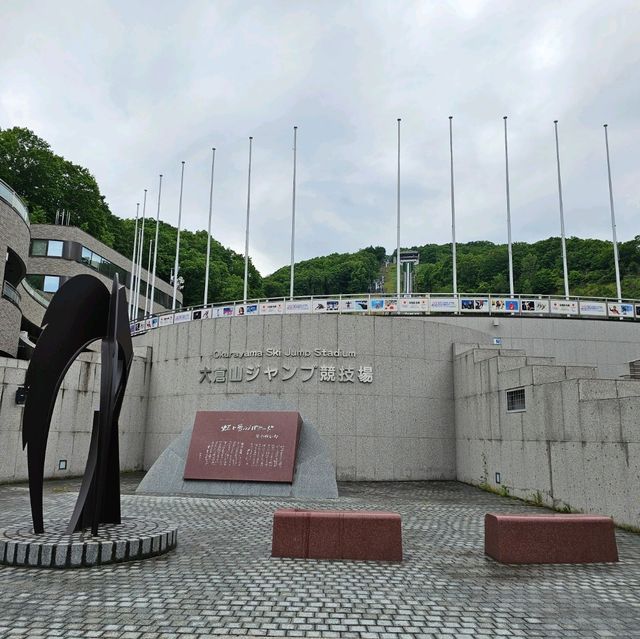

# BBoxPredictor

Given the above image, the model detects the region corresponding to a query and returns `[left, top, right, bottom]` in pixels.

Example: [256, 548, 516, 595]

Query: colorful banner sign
[158, 314, 174, 327]
[521, 299, 549, 313]
[174, 310, 192, 323]
[370, 298, 385, 312]
[490, 298, 520, 313]
[313, 299, 340, 312]
[340, 298, 368, 312]
[607, 302, 634, 318]
[460, 298, 489, 312]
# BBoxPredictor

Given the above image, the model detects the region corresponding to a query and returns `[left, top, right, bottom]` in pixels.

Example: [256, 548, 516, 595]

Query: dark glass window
[31, 240, 48, 256]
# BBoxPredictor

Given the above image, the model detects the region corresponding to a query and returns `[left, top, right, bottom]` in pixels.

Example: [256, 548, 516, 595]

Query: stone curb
[0, 525, 178, 569]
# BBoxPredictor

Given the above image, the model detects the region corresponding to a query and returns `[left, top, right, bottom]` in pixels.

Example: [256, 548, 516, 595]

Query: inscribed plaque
[184, 411, 302, 483]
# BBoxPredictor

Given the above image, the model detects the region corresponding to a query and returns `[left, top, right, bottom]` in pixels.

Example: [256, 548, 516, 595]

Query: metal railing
[20, 278, 50, 308]
[0, 178, 29, 224]
[2, 280, 21, 306]
[129, 291, 640, 334]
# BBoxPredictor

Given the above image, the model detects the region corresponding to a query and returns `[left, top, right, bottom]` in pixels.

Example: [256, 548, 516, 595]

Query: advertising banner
[608, 302, 634, 318]
[490, 298, 520, 313]
[430, 297, 458, 313]
[158, 314, 175, 327]
[235, 303, 259, 316]
[460, 298, 489, 313]
[384, 298, 398, 311]
[579, 301, 607, 317]
[550, 299, 579, 315]
[192, 308, 212, 321]
[285, 300, 312, 314]
[398, 297, 429, 312]
[174, 310, 192, 323]
[313, 299, 340, 312]
[340, 298, 369, 312]
[211, 305, 235, 317]
[145, 317, 159, 330]
[260, 301, 284, 315]
[521, 299, 550, 314]
[370, 298, 385, 312]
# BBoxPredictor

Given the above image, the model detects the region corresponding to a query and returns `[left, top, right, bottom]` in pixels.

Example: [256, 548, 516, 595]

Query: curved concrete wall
[137, 315, 493, 480]
[135, 313, 640, 481]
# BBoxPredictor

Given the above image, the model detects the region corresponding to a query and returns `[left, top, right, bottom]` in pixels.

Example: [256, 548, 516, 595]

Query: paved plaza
[0, 476, 639, 639]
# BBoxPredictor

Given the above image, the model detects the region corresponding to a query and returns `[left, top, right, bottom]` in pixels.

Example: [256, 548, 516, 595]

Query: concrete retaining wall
[0, 348, 151, 483]
[136, 315, 491, 481]
[454, 345, 640, 528]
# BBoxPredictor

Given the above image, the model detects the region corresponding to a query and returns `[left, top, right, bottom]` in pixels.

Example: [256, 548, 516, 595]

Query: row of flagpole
[431, 118, 624, 307]
[128, 117, 624, 321]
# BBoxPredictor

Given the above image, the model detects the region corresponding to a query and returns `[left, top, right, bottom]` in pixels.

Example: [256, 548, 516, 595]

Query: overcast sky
[2, 1, 639, 275]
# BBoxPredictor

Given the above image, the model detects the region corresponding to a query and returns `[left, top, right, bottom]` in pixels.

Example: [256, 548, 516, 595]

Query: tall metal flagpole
[149, 174, 163, 316]
[129, 202, 140, 319]
[204, 148, 216, 306]
[503, 116, 514, 297]
[144, 239, 153, 317]
[396, 118, 401, 297]
[289, 126, 298, 299]
[604, 124, 622, 302]
[134, 189, 148, 318]
[172, 161, 186, 310]
[554, 121, 570, 299]
[449, 116, 458, 297]
[243, 137, 253, 303]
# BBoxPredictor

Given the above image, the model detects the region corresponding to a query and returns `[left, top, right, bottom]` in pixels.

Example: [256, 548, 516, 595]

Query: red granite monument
[184, 411, 302, 483]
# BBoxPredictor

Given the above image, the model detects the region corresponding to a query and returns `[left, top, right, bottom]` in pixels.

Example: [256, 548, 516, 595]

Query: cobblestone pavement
[0, 475, 639, 639]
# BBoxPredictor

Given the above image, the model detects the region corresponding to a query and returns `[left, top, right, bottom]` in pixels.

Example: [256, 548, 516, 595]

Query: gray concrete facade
[454, 344, 640, 528]
[0, 348, 151, 484]
[136, 314, 491, 482]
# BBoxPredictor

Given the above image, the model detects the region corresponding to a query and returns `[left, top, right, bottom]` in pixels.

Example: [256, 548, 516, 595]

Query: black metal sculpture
[22, 274, 133, 535]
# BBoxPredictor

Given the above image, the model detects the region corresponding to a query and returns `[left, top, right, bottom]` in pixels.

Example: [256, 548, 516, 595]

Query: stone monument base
[0, 517, 177, 568]
[137, 417, 339, 499]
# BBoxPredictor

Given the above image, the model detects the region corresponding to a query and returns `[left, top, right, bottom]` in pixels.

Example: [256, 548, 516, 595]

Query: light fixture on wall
[495, 472, 501, 484]
[58, 460, 67, 471]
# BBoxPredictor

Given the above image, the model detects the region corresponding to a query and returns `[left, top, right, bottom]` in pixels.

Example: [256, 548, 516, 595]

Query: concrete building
[0, 178, 180, 358]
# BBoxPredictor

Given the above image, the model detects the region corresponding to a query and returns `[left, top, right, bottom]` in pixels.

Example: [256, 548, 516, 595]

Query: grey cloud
[1, 0, 638, 275]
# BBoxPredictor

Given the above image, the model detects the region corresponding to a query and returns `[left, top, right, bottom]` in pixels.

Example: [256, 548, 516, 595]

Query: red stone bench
[272, 509, 403, 561]
[485, 513, 619, 564]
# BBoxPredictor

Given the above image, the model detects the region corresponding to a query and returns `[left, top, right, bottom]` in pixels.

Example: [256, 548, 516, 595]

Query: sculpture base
[0, 517, 177, 568]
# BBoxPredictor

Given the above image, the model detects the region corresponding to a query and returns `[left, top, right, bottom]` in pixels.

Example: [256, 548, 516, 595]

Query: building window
[47, 240, 64, 257]
[31, 240, 48, 256]
[26, 274, 62, 294]
[506, 388, 526, 412]
[78, 246, 128, 284]
[30, 239, 65, 258]
[43, 275, 61, 293]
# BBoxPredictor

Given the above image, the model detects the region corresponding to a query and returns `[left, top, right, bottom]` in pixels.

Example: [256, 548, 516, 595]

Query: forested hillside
[1, 126, 639, 305]
[0, 127, 261, 306]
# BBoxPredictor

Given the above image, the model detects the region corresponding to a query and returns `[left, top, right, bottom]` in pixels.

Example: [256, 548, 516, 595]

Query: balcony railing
[129, 291, 640, 334]
[2, 280, 21, 307]
[0, 178, 29, 224]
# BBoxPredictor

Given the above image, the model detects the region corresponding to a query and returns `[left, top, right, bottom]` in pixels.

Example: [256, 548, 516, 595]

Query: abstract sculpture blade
[22, 274, 133, 534]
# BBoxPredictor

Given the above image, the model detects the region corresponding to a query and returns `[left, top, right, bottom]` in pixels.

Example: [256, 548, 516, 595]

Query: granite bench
[485, 513, 619, 564]
[272, 509, 403, 561]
